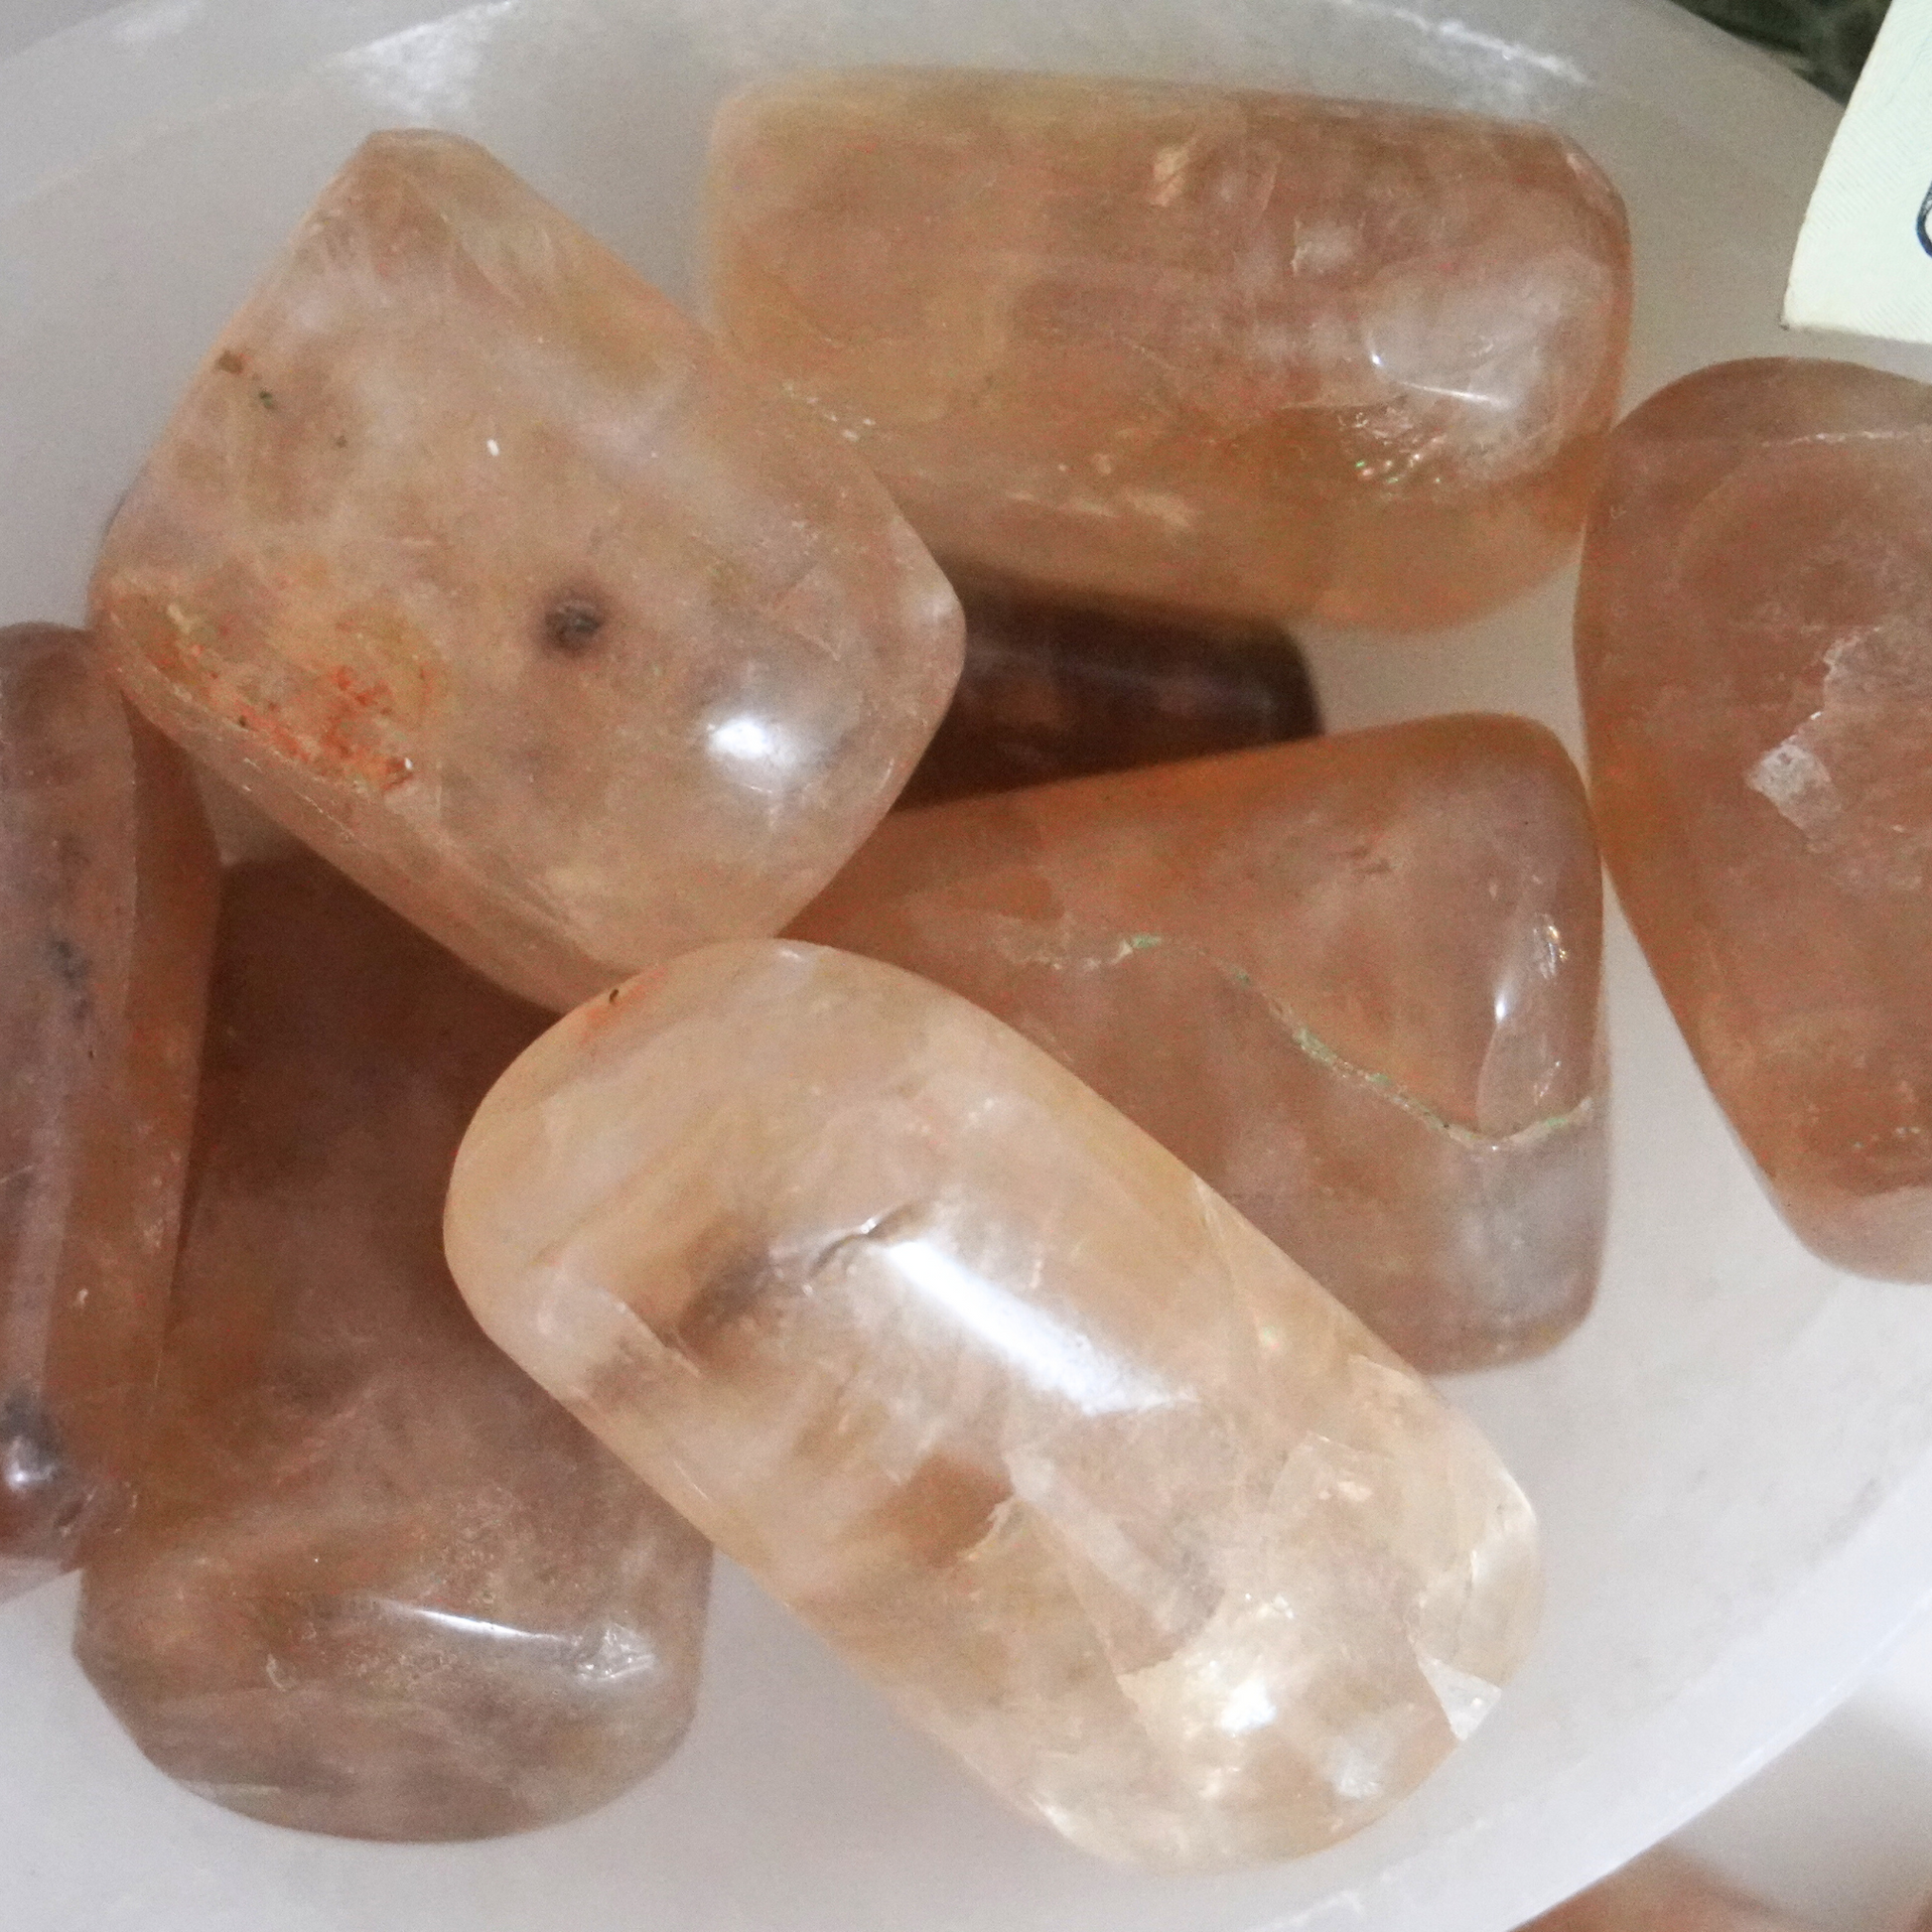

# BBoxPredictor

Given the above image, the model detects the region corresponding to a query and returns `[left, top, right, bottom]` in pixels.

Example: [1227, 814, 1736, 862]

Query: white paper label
[1786, 0, 1932, 344]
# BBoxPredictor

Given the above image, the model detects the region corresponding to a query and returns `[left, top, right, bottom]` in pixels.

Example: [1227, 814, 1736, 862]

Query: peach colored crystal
[794, 719, 1604, 1370]
[706, 69, 1631, 631]
[91, 128, 963, 1011]
[1578, 357, 1932, 1280]
[1528, 1850, 1817, 1932]
[445, 940, 1541, 1869]
[0, 624, 217, 1602]
[75, 857, 710, 1841]
[898, 581, 1318, 808]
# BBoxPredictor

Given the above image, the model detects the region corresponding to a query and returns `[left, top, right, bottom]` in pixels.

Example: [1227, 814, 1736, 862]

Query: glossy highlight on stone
[1577, 357, 1932, 1280]
[796, 719, 1605, 1370]
[898, 580, 1319, 807]
[707, 69, 1632, 631]
[1527, 1849, 1816, 1932]
[75, 857, 710, 1841]
[0, 623, 217, 1602]
[445, 940, 1541, 1870]
[92, 128, 964, 1011]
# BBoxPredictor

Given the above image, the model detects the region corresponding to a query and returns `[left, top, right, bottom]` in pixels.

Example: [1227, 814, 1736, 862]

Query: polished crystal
[707, 69, 1631, 630]
[92, 130, 963, 1010]
[797, 718, 1605, 1369]
[75, 856, 710, 1840]
[0, 623, 217, 1600]
[445, 939, 1541, 1868]
[1578, 356, 1932, 1279]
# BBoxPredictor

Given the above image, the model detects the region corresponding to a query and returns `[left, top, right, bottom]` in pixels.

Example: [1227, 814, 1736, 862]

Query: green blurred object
[1675, 0, 1889, 98]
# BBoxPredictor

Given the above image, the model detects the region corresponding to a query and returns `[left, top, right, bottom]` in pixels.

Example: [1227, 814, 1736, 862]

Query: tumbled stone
[1528, 1850, 1815, 1932]
[445, 939, 1541, 1870]
[91, 129, 964, 1012]
[0, 624, 217, 1602]
[75, 856, 710, 1841]
[897, 581, 1319, 807]
[706, 69, 1631, 631]
[794, 719, 1604, 1370]
[1577, 357, 1932, 1280]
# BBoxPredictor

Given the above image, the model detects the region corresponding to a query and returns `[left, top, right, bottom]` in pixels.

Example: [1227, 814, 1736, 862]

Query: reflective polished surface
[447, 939, 1540, 1869]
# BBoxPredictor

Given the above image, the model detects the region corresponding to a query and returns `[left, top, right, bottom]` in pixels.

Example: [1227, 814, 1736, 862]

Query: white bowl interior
[4, 3, 1932, 1929]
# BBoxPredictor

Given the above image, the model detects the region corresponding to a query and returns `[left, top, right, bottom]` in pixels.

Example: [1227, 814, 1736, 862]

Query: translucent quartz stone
[794, 719, 1605, 1370]
[898, 581, 1319, 807]
[1577, 357, 1932, 1280]
[1527, 1850, 1815, 1931]
[91, 129, 964, 1012]
[75, 857, 710, 1841]
[706, 69, 1632, 631]
[0, 623, 217, 1602]
[445, 940, 1541, 1869]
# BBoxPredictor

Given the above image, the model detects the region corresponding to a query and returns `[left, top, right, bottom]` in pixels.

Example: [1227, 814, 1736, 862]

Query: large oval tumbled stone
[1577, 357, 1932, 1280]
[91, 130, 964, 1011]
[445, 939, 1541, 1870]
[707, 70, 1631, 631]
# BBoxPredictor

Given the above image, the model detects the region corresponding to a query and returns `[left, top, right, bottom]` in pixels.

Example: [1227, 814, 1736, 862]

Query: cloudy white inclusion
[1216, 1671, 1281, 1736]
[1748, 737, 1840, 839]
[1416, 1653, 1502, 1741]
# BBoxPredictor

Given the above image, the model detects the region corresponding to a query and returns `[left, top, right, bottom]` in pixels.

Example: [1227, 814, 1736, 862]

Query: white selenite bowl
[3, 3, 1930, 1928]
